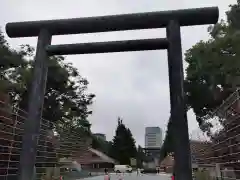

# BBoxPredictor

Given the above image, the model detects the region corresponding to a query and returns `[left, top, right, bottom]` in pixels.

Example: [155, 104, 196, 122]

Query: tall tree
[109, 117, 137, 165]
[0, 30, 95, 129]
[159, 116, 174, 162]
[0, 31, 95, 174]
[161, 1, 240, 164]
[184, 1, 240, 177]
[185, 0, 240, 130]
[136, 145, 147, 168]
[92, 135, 112, 156]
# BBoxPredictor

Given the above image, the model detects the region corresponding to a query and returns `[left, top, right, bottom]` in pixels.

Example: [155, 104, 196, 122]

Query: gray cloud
[0, 0, 235, 145]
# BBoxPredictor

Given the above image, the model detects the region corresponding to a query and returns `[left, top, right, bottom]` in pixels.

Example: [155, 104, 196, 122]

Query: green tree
[92, 135, 112, 156]
[184, 1, 240, 177]
[109, 117, 137, 165]
[0, 30, 95, 129]
[159, 116, 174, 162]
[0, 30, 28, 95]
[136, 145, 147, 168]
[159, 1, 240, 171]
[1, 30, 96, 178]
[185, 1, 240, 130]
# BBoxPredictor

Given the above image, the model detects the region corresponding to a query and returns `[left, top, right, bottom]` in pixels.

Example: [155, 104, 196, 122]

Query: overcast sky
[0, 0, 236, 146]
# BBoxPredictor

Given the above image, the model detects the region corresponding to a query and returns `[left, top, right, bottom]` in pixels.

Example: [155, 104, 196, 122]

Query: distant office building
[145, 127, 162, 148]
[93, 133, 106, 141]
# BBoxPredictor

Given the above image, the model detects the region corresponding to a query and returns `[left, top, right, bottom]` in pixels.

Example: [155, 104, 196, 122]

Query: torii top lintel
[6, 6, 218, 38]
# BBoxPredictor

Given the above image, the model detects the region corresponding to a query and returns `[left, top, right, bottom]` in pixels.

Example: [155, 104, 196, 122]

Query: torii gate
[6, 6, 219, 180]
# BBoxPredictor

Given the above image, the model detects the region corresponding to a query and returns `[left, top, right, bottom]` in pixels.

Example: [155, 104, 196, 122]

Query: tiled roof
[88, 148, 118, 164]
[72, 139, 92, 165]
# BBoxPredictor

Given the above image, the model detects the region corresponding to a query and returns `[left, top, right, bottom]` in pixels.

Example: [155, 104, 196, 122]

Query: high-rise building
[145, 127, 162, 148]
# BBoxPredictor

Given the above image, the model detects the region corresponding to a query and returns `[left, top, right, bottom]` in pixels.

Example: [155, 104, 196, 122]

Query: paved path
[81, 172, 171, 180]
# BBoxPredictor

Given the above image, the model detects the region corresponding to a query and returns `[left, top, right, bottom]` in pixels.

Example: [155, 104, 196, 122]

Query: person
[171, 172, 175, 180]
[104, 168, 107, 174]
[117, 173, 123, 180]
[104, 168, 110, 180]
[137, 168, 141, 176]
[104, 174, 110, 180]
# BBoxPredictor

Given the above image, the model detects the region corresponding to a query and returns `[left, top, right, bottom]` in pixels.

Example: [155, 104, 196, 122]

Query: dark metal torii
[6, 6, 219, 180]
